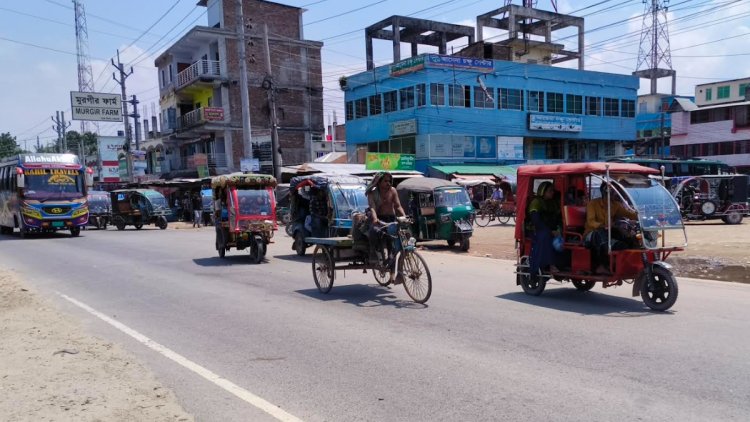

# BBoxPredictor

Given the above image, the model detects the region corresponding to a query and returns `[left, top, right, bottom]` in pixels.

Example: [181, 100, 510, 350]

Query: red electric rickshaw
[514, 163, 687, 311]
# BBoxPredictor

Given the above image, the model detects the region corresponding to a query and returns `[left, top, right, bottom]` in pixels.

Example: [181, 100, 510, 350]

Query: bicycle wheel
[475, 209, 491, 227]
[497, 214, 511, 225]
[399, 252, 432, 304]
[312, 245, 334, 293]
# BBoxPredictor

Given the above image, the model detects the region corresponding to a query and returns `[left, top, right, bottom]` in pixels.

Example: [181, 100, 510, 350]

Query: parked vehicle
[87, 190, 111, 229]
[212, 173, 277, 263]
[515, 163, 686, 311]
[396, 177, 474, 251]
[288, 174, 369, 256]
[475, 180, 516, 226]
[110, 189, 170, 230]
[670, 174, 749, 224]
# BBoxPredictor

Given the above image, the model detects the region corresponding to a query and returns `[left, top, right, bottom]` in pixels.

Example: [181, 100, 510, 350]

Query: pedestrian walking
[192, 193, 202, 228]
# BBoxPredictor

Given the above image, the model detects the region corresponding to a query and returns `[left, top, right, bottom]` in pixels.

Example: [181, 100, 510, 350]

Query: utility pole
[51, 111, 71, 153]
[36, 136, 40, 152]
[659, 111, 666, 158]
[236, 0, 253, 168]
[111, 49, 134, 182]
[128, 95, 141, 150]
[263, 23, 282, 180]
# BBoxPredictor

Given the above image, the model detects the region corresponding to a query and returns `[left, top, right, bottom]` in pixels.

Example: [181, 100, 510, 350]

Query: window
[566, 94, 583, 114]
[621, 99, 635, 118]
[448, 84, 468, 107]
[717, 86, 730, 99]
[416, 84, 426, 107]
[383, 91, 397, 113]
[161, 69, 166, 87]
[168, 64, 173, 82]
[720, 141, 734, 155]
[604, 143, 616, 157]
[430, 83, 445, 106]
[603, 98, 619, 116]
[740, 83, 750, 97]
[473, 86, 494, 108]
[528, 91, 544, 112]
[499, 88, 523, 110]
[369, 94, 381, 116]
[546, 92, 563, 113]
[345, 101, 354, 121]
[586, 96, 600, 116]
[355, 98, 368, 118]
[399, 86, 415, 109]
[705, 88, 712, 101]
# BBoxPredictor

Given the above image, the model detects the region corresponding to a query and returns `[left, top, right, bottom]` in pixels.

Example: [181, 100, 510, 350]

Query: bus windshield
[23, 169, 84, 201]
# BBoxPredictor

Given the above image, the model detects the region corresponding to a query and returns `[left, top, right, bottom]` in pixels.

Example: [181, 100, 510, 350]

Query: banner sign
[390, 119, 417, 137]
[203, 107, 224, 121]
[529, 114, 583, 132]
[240, 158, 260, 172]
[390, 55, 425, 76]
[497, 136, 524, 159]
[70, 91, 123, 122]
[365, 153, 416, 171]
[98, 136, 124, 182]
[426, 54, 494, 72]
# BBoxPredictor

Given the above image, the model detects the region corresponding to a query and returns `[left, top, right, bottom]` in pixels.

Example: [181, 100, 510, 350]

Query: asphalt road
[1, 226, 749, 421]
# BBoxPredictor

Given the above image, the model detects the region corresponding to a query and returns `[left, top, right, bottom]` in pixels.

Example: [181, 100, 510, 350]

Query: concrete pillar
[439, 32, 447, 55]
[411, 43, 418, 57]
[477, 18, 484, 41]
[578, 23, 585, 70]
[392, 17, 401, 63]
[366, 33, 374, 70]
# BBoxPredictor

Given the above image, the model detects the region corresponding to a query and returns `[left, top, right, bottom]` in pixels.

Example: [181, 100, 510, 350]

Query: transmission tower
[633, 0, 676, 95]
[73, 0, 95, 134]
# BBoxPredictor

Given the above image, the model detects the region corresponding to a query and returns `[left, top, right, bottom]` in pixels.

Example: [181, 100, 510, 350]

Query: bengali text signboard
[70, 91, 123, 122]
[365, 153, 416, 171]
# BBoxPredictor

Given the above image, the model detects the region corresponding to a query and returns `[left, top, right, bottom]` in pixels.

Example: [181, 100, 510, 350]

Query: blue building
[343, 53, 639, 174]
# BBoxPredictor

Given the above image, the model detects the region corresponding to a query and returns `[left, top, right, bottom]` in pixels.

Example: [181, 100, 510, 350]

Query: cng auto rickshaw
[87, 190, 111, 229]
[289, 174, 369, 256]
[110, 189, 170, 230]
[515, 163, 686, 311]
[212, 173, 277, 263]
[396, 177, 474, 251]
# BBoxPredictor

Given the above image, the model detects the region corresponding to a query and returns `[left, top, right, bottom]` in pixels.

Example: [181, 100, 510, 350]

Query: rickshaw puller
[366, 172, 406, 276]
[584, 183, 638, 274]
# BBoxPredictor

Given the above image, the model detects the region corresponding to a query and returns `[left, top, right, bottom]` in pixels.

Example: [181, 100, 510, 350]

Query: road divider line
[59, 293, 304, 422]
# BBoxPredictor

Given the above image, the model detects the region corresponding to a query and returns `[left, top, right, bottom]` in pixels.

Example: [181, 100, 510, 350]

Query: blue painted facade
[344, 54, 639, 173]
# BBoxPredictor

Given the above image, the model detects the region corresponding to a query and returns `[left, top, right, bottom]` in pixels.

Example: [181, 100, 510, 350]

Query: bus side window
[0, 167, 6, 190]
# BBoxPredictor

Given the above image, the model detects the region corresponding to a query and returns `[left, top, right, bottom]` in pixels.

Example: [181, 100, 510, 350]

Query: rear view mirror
[16, 172, 24, 189]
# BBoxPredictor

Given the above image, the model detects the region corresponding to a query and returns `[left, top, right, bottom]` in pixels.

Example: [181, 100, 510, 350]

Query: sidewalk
[0, 270, 193, 421]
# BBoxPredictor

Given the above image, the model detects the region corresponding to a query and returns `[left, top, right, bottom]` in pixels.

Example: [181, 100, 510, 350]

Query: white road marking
[59, 293, 304, 422]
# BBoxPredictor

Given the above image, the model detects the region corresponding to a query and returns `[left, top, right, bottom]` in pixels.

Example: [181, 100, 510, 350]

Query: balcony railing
[183, 153, 229, 170]
[177, 107, 225, 131]
[176, 59, 223, 89]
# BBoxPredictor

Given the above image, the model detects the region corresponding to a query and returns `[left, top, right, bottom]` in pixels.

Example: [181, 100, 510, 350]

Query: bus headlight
[21, 208, 42, 219]
[72, 207, 88, 218]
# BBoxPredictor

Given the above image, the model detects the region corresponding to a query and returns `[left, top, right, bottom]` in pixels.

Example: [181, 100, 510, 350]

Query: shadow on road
[192, 255, 263, 266]
[496, 287, 674, 317]
[0, 232, 81, 241]
[296, 284, 428, 309]
[273, 253, 310, 263]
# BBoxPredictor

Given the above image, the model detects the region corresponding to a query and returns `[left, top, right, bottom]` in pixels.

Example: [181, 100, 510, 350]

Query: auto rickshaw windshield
[434, 188, 471, 207]
[142, 191, 168, 210]
[617, 176, 683, 230]
[330, 184, 368, 220]
[236, 189, 272, 216]
[88, 195, 110, 212]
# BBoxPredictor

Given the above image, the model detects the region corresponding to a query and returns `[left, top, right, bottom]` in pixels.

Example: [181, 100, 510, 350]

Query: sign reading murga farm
[70, 91, 123, 122]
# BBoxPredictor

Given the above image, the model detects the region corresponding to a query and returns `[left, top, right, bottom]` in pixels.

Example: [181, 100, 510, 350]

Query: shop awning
[451, 174, 501, 186]
[429, 164, 518, 181]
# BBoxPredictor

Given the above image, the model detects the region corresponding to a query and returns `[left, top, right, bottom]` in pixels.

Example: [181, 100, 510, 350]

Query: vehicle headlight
[72, 207, 88, 218]
[408, 237, 417, 247]
[22, 208, 43, 219]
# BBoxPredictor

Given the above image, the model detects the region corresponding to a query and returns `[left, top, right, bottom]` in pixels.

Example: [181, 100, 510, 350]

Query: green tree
[63, 130, 98, 158]
[0, 132, 23, 159]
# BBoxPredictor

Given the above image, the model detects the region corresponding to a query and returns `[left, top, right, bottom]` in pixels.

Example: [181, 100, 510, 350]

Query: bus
[0, 153, 93, 237]
[607, 157, 732, 177]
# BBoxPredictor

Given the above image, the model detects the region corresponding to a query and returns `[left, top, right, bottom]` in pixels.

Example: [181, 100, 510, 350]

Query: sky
[1, 0, 749, 150]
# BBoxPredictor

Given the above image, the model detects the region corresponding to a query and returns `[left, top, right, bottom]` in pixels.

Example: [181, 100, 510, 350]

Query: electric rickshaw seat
[563, 205, 587, 245]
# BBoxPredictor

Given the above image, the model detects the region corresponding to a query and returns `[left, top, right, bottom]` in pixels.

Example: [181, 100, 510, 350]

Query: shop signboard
[529, 114, 583, 132]
[426, 54, 494, 73]
[98, 136, 124, 182]
[203, 107, 224, 121]
[390, 119, 417, 137]
[497, 136, 524, 159]
[476, 136, 497, 158]
[70, 91, 123, 122]
[365, 153, 416, 171]
[390, 56, 425, 76]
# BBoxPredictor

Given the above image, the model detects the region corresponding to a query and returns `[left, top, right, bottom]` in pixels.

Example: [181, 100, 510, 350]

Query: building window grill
[383, 91, 397, 113]
[528, 91, 544, 112]
[499, 88, 523, 110]
[430, 83, 445, 106]
[473, 86, 494, 108]
[546, 92, 563, 113]
[603, 98, 620, 116]
[566, 94, 583, 114]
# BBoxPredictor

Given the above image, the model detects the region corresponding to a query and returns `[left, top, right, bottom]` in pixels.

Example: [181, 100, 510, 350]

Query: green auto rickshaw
[396, 177, 474, 251]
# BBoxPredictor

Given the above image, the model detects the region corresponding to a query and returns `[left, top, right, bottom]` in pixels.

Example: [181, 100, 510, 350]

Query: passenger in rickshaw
[526, 181, 563, 274]
[366, 172, 406, 270]
[309, 189, 329, 237]
[584, 183, 638, 274]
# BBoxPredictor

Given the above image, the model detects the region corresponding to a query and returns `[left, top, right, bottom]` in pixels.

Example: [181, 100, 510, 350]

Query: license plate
[52, 221, 64, 228]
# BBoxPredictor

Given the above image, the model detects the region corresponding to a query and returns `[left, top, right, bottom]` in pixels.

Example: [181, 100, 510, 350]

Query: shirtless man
[367, 172, 405, 224]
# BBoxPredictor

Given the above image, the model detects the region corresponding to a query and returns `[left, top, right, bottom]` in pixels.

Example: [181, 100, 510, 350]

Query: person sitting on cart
[526, 181, 562, 274]
[584, 182, 638, 274]
[309, 189, 329, 237]
[366, 172, 406, 275]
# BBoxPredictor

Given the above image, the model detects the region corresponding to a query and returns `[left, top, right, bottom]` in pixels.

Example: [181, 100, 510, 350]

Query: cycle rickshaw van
[670, 174, 749, 224]
[211, 172, 277, 263]
[396, 177, 474, 251]
[86, 190, 111, 229]
[288, 174, 369, 256]
[110, 189, 171, 230]
[514, 163, 687, 311]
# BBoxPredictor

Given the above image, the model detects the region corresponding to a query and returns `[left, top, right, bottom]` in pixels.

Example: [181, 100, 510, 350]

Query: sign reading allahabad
[70, 91, 123, 122]
[365, 153, 416, 171]
[390, 55, 426, 76]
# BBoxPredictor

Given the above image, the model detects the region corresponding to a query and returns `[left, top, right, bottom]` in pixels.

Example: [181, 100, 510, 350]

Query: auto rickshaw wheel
[294, 232, 307, 256]
[572, 280, 596, 291]
[158, 216, 168, 229]
[134, 223, 143, 230]
[518, 257, 546, 296]
[447, 239, 456, 247]
[399, 251, 432, 304]
[285, 223, 293, 237]
[216, 229, 226, 258]
[70, 226, 81, 237]
[113, 216, 126, 231]
[722, 212, 743, 225]
[640, 266, 679, 311]
[459, 236, 470, 252]
[312, 245, 334, 293]
[249, 236, 264, 264]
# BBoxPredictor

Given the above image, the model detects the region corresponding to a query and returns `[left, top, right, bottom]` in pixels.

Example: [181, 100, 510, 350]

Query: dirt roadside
[0, 270, 193, 421]
[420, 219, 750, 283]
